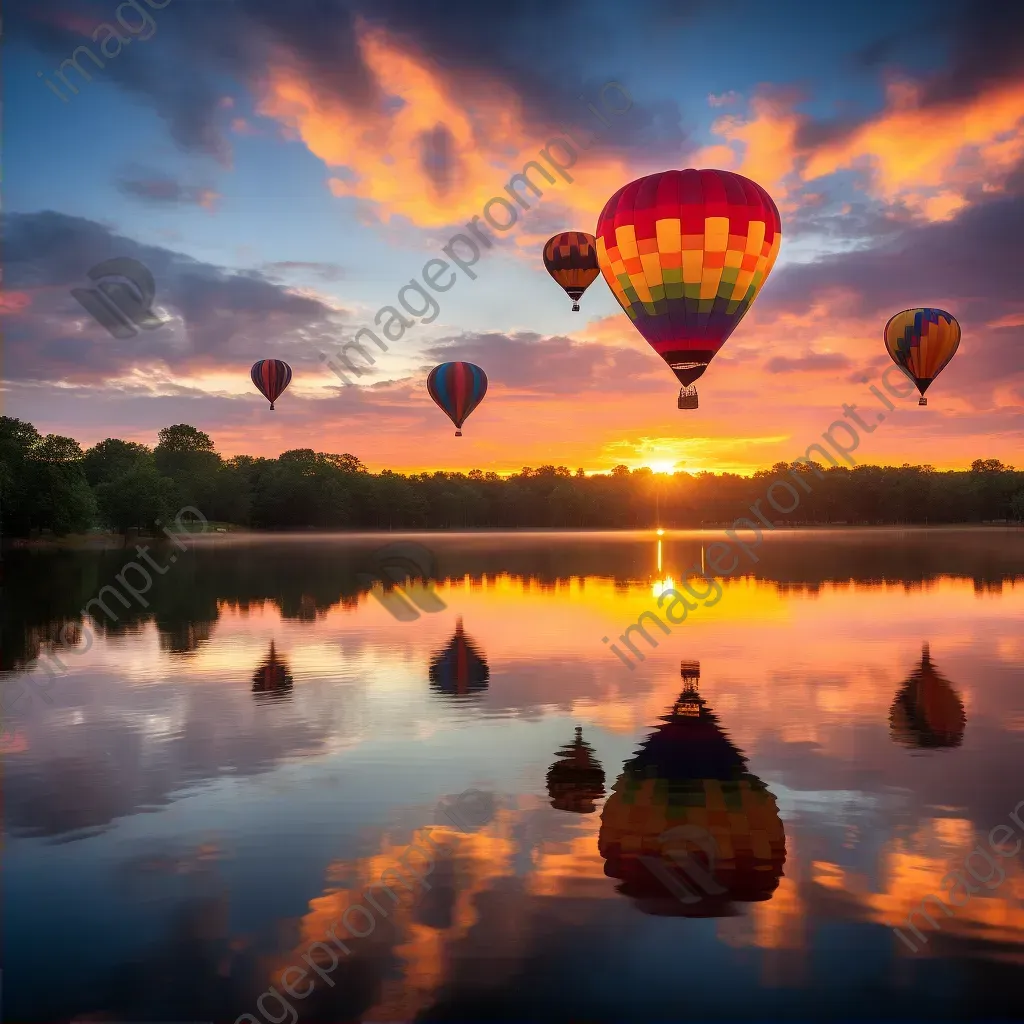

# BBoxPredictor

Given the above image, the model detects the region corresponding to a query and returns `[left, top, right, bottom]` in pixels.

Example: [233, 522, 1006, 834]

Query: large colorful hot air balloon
[889, 644, 966, 749]
[546, 726, 606, 814]
[598, 661, 786, 916]
[427, 362, 488, 436]
[596, 169, 781, 409]
[251, 359, 292, 411]
[543, 231, 601, 311]
[884, 308, 961, 406]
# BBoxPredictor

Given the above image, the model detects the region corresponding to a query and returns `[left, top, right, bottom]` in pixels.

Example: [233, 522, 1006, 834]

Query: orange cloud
[804, 77, 1024, 218]
[697, 94, 804, 203]
[698, 77, 1024, 221]
[255, 20, 636, 229]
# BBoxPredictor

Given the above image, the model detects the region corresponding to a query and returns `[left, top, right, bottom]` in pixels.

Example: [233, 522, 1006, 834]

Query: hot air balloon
[889, 644, 966, 749]
[884, 308, 961, 406]
[543, 231, 601, 312]
[598, 661, 786, 916]
[546, 726, 606, 814]
[427, 362, 487, 436]
[596, 169, 781, 410]
[251, 359, 292, 411]
[428, 617, 490, 699]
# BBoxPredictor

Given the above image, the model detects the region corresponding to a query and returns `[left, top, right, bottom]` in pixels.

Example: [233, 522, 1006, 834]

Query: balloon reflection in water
[428, 617, 489, 699]
[889, 643, 966, 749]
[598, 661, 786, 916]
[251, 640, 294, 703]
[546, 726, 606, 814]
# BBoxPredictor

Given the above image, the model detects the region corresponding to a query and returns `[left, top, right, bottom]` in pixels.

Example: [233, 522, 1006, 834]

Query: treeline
[1, 416, 1023, 535]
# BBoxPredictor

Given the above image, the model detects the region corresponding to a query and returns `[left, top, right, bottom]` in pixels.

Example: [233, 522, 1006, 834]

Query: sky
[4, 0, 1024, 475]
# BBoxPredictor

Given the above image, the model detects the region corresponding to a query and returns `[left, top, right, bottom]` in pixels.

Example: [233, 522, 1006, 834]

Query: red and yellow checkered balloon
[595, 168, 781, 388]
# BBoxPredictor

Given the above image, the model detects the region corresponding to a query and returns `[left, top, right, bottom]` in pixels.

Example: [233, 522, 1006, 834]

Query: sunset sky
[5, 0, 1023, 474]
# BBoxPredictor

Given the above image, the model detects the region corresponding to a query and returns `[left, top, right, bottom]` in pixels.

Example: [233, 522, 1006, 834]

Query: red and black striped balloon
[251, 359, 292, 410]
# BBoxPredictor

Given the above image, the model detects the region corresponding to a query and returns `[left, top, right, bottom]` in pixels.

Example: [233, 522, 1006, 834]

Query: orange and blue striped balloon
[251, 359, 292, 411]
[883, 308, 960, 406]
[427, 361, 487, 436]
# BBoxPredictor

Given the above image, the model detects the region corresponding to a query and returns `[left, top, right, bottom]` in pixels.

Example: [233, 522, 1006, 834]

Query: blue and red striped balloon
[251, 359, 292, 410]
[427, 361, 488, 436]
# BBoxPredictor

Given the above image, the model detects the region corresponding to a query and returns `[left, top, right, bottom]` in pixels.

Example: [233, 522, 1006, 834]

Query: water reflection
[428, 616, 489, 700]
[3, 531, 1023, 1021]
[546, 726, 605, 813]
[889, 643, 967, 750]
[599, 660, 787, 917]
[251, 640, 294, 703]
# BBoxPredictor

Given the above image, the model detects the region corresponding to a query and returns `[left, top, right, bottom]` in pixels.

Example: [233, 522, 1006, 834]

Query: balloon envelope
[427, 361, 487, 435]
[595, 168, 781, 387]
[884, 308, 960, 399]
[543, 231, 601, 310]
[251, 359, 292, 410]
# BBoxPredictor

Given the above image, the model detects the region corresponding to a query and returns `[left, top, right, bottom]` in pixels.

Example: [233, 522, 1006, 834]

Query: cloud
[9, 0, 689, 175]
[255, 19, 645, 229]
[2, 211, 348, 384]
[263, 261, 346, 282]
[764, 352, 852, 374]
[117, 172, 220, 210]
[702, 65, 1024, 225]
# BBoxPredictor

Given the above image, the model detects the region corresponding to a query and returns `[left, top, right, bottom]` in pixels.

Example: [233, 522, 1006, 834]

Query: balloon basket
[678, 385, 698, 410]
[455, 430, 462, 437]
[919, 397, 927, 406]
[572, 302, 580, 312]
[269, 403, 275, 411]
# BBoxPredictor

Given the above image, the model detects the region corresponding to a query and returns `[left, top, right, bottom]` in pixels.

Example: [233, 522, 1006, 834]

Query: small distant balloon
[883, 308, 961, 406]
[543, 231, 601, 312]
[427, 361, 488, 436]
[251, 359, 292, 411]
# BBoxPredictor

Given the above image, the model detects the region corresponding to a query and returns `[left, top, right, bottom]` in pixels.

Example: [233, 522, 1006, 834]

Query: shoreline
[5, 522, 1022, 550]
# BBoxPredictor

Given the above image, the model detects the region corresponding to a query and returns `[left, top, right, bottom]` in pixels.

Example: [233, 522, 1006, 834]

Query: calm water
[3, 529, 1024, 1022]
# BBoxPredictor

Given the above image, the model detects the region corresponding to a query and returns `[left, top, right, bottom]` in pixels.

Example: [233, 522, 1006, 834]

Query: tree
[23, 435, 97, 535]
[95, 465, 177, 534]
[0, 416, 43, 535]
[154, 424, 222, 509]
[83, 438, 154, 487]
[1011, 490, 1024, 523]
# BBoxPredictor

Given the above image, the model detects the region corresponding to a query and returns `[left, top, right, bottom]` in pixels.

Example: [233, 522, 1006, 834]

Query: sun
[647, 460, 678, 474]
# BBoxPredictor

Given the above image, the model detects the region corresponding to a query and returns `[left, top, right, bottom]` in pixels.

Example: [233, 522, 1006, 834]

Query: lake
[3, 528, 1023, 1022]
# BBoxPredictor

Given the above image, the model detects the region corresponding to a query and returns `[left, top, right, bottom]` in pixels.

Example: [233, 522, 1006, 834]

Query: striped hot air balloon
[543, 231, 601, 311]
[884, 308, 961, 406]
[251, 359, 292, 411]
[426, 362, 488, 436]
[596, 168, 781, 409]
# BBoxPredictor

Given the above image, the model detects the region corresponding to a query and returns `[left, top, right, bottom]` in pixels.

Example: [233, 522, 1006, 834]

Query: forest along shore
[2, 416, 1023, 538]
